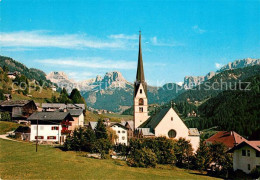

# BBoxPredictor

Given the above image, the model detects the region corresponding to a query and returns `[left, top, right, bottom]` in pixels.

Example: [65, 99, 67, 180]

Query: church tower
[134, 31, 149, 129]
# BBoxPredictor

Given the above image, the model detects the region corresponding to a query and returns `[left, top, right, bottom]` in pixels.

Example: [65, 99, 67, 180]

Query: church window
[171, 117, 173, 121]
[122, 136, 125, 140]
[139, 107, 143, 112]
[140, 89, 142, 94]
[247, 150, 250, 157]
[168, 129, 177, 138]
[139, 98, 144, 105]
[118, 131, 120, 133]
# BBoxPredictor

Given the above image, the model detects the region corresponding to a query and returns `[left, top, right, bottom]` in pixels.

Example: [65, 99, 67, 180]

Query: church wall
[154, 108, 199, 151]
[187, 135, 200, 152]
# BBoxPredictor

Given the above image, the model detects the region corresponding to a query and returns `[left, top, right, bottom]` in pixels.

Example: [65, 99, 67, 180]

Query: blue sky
[0, 0, 260, 86]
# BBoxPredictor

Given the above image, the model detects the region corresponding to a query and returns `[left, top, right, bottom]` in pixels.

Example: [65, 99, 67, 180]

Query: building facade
[228, 141, 260, 174]
[110, 123, 128, 145]
[28, 112, 74, 143]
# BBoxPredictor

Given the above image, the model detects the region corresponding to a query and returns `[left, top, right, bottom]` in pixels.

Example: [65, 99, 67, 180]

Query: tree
[95, 119, 108, 139]
[0, 90, 4, 100]
[127, 147, 157, 168]
[70, 88, 86, 104]
[58, 88, 71, 103]
[195, 141, 212, 172]
[208, 142, 233, 177]
[174, 138, 194, 168]
[51, 95, 57, 103]
[3, 65, 9, 72]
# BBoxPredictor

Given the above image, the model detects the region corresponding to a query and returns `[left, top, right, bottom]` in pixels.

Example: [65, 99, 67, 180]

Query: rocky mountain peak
[218, 58, 260, 72]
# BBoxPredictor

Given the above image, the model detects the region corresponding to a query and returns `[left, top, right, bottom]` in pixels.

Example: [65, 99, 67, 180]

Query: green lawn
[0, 139, 220, 179]
[0, 121, 21, 134]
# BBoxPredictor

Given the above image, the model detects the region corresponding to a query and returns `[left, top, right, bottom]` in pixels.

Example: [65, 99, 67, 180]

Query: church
[133, 32, 200, 151]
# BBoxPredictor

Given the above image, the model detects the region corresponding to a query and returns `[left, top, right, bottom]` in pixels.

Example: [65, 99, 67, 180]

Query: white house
[28, 112, 74, 143]
[228, 140, 260, 174]
[110, 123, 128, 145]
[133, 32, 200, 151]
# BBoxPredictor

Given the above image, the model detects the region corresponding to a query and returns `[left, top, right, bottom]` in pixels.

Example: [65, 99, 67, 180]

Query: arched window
[168, 129, 177, 138]
[139, 98, 144, 105]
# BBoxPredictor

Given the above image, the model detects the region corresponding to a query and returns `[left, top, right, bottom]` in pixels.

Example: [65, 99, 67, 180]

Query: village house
[110, 123, 128, 145]
[42, 103, 85, 112]
[28, 112, 74, 143]
[67, 109, 84, 131]
[42, 103, 67, 112]
[7, 71, 18, 79]
[132, 32, 200, 151]
[205, 131, 246, 149]
[121, 121, 134, 142]
[88, 121, 98, 130]
[0, 100, 37, 124]
[228, 140, 260, 174]
[88, 121, 129, 145]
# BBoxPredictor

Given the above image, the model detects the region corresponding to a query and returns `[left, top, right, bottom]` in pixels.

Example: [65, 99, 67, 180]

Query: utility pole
[36, 119, 38, 152]
[58, 123, 60, 145]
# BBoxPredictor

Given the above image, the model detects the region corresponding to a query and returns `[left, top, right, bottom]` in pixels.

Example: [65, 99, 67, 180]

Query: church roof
[139, 106, 171, 130]
[188, 128, 200, 136]
[134, 31, 147, 96]
[136, 128, 155, 136]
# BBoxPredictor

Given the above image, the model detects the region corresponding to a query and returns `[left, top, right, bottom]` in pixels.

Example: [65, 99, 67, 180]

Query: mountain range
[46, 58, 259, 112]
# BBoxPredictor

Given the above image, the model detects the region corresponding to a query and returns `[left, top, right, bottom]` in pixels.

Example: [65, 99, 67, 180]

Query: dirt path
[0, 132, 19, 142]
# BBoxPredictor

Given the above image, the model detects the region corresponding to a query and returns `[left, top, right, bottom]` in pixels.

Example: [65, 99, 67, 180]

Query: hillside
[0, 56, 59, 103]
[175, 65, 260, 103]
[185, 75, 260, 137]
[0, 55, 51, 85]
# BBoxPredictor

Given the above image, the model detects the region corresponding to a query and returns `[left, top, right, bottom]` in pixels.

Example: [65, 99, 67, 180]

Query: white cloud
[36, 58, 137, 70]
[215, 63, 224, 69]
[192, 25, 206, 34]
[150, 36, 183, 47]
[0, 30, 124, 49]
[108, 34, 138, 40]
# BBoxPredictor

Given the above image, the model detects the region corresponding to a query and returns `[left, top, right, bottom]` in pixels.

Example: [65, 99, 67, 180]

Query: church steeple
[134, 31, 147, 96]
[133, 31, 149, 129]
[136, 31, 145, 82]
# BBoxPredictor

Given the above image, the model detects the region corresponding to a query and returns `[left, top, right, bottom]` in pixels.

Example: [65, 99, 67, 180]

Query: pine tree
[69, 88, 86, 104]
[195, 141, 211, 172]
[95, 119, 108, 139]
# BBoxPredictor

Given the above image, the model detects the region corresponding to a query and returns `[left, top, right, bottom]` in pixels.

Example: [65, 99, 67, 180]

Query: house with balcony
[28, 112, 74, 143]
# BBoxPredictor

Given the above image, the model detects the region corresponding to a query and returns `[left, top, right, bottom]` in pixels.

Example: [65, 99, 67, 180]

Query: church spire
[136, 31, 145, 82]
[134, 31, 147, 96]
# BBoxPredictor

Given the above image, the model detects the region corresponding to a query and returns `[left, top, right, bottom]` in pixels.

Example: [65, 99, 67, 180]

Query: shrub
[0, 112, 11, 121]
[250, 167, 260, 179]
[127, 147, 157, 168]
[129, 137, 177, 166]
